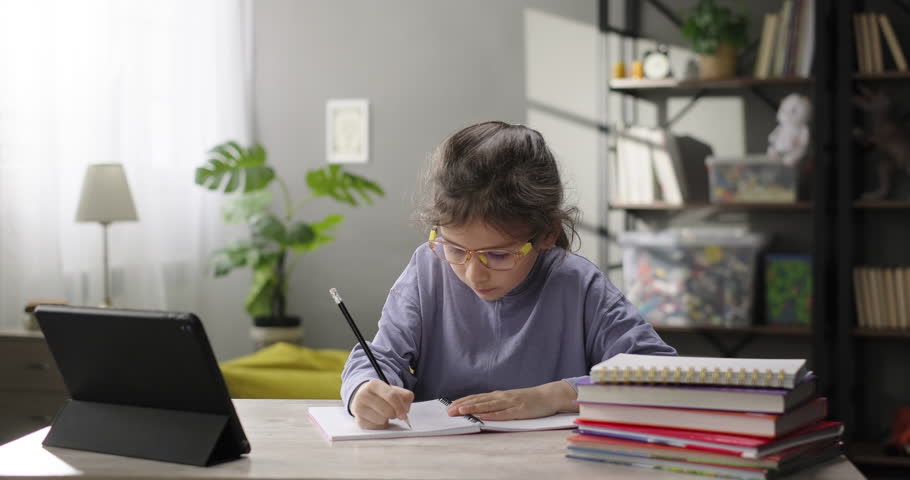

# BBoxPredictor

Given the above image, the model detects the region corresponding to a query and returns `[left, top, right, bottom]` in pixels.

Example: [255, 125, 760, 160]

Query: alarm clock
[642, 45, 672, 79]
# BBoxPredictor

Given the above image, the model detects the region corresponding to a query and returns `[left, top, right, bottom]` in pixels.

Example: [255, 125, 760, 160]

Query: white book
[307, 399, 576, 442]
[590, 353, 809, 389]
[617, 126, 684, 204]
[853, 267, 869, 328]
[796, 0, 816, 77]
[755, 14, 779, 78]
[867, 13, 884, 73]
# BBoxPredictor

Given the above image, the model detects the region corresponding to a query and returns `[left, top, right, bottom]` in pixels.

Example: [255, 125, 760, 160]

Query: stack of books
[566, 354, 844, 479]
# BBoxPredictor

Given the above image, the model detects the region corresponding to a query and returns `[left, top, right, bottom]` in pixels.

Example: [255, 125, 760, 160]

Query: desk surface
[0, 399, 865, 480]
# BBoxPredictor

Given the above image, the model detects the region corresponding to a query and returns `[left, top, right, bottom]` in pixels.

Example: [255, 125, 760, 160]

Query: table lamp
[75, 164, 138, 307]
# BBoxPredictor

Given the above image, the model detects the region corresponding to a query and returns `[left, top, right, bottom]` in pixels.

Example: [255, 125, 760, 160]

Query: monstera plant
[195, 141, 383, 327]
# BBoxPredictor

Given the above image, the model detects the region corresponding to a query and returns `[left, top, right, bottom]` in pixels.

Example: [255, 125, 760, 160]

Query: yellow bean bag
[219, 342, 349, 399]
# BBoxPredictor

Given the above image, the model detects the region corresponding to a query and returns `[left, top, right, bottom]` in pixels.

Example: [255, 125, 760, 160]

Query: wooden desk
[0, 400, 864, 480]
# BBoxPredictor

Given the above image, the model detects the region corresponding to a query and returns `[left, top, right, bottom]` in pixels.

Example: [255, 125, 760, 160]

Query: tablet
[33, 305, 250, 465]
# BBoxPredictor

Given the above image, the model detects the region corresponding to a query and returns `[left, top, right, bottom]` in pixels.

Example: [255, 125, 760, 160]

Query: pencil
[330, 288, 412, 429]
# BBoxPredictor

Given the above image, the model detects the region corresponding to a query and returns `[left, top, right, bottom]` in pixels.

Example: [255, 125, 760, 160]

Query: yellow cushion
[219, 342, 349, 399]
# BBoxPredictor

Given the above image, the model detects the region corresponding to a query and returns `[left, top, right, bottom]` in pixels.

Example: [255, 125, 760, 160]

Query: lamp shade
[75, 164, 138, 223]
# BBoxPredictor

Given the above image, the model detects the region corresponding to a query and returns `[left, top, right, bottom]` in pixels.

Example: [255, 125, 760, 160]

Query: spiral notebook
[590, 354, 808, 389]
[307, 398, 577, 442]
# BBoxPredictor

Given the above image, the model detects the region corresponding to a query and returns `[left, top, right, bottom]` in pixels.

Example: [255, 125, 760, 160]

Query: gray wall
[250, 0, 601, 353]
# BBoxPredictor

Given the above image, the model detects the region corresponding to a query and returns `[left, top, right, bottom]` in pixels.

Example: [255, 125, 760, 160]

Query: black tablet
[33, 305, 250, 466]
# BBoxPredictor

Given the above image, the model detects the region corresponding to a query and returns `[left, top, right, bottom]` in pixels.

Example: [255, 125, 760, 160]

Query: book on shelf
[573, 419, 844, 459]
[795, 0, 816, 77]
[576, 397, 828, 438]
[853, 13, 872, 73]
[307, 398, 576, 441]
[784, 0, 801, 75]
[566, 433, 840, 471]
[878, 14, 908, 72]
[754, 13, 779, 79]
[589, 354, 810, 389]
[576, 375, 816, 414]
[869, 13, 884, 73]
[772, 0, 793, 77]
[853, 266, 910, 330]
[613, 126, 687, 205]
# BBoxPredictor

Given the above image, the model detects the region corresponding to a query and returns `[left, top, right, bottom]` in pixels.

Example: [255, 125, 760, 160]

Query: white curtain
[0, 0, 254, 358]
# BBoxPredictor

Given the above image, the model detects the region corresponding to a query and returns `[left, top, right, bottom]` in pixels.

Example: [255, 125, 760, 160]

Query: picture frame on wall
[326, 99, 369, 164]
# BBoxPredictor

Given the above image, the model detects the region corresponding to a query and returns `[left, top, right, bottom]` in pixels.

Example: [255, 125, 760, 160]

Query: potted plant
[681, 0, 749, 80]
[195, 141, 383, 348]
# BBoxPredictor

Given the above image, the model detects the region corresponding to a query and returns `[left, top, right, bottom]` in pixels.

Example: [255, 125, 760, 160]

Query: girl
[341, 121, 676, 429]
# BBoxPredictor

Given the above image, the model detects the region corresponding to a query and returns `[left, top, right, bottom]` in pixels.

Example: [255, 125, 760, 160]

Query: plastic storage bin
[619, 229, 767, 327]
[706, 154, 796, 203]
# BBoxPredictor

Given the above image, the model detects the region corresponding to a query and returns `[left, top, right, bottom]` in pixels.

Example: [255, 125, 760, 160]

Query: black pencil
[330, 288, 411, 429]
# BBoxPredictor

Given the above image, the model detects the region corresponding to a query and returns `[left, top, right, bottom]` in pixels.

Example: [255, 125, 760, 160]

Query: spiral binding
[438, 397, 483, 424]
[591, 366, 790, 387]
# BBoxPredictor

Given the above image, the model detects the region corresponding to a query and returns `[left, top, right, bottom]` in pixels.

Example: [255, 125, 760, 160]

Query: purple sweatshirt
[340, 244, 676, 409]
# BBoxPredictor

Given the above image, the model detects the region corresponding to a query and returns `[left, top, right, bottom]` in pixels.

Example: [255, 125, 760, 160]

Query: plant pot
[251, 315, 303, 350]
[697, 44, 737, 80]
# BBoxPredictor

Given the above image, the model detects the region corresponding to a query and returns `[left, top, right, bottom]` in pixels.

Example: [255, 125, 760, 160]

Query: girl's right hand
[350, 379, 414, 429]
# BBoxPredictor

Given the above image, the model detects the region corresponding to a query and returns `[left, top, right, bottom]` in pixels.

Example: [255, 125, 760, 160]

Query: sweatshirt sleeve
[562, 275, 677, 390]
[340, 260, 422, 412]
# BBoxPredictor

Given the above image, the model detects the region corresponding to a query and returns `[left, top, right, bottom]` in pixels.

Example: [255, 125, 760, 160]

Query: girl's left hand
[445, 380, 578, 421]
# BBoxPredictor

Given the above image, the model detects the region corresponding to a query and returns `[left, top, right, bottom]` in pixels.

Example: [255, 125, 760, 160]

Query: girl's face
[438, 222, 542, 302]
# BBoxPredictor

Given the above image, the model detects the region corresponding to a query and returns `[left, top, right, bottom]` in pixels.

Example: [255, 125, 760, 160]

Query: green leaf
[245, 264, 279, 318]
[195, 141, 276, 193]
[222, 191, 273, 224]
[251, 214, 287, 243]
[210, 242, 256, 276]
[305, 166, 385, 206]
[312, 214, 344, 234]
[286, 222, 316, 248]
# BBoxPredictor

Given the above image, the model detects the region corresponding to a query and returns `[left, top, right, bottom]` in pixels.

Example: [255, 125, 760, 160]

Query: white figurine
[767, 93, 811, 167]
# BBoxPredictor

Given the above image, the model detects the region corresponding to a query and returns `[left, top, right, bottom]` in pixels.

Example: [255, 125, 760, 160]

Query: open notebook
[307, 398, 577, 441]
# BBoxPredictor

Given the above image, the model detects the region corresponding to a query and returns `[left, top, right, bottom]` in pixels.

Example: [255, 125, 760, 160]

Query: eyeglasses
[427, 228, 533, 271]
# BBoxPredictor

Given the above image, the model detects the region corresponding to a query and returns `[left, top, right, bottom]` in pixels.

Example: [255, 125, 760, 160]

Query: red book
[566, 433, 840, 469]
[577, 397, 828, 438]
[573, 418, 843, 458]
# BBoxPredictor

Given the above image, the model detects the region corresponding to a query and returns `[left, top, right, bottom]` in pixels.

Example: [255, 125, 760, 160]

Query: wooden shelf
[848, 442, 910, 467]
[654, 325, 811, 336]
[609, 76, 813, 91]
[610, 202, 812, 211]
[852, 328, 910, 338]
[853, 200, 910, 209]
[853, 71, 910, 81]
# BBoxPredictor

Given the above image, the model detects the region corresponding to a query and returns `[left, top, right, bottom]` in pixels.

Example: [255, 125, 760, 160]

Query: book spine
[590, 365, 793, 388]
[878, 14, 908, 71]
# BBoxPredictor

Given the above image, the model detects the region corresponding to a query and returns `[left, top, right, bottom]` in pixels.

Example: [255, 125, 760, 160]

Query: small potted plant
[681, 0, 749, 80]
[195, 141, 383, 348]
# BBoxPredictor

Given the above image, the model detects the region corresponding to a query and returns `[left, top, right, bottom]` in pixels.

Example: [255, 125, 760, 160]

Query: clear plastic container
[706, 154, 796, 203]
[619, 228, 767, 327]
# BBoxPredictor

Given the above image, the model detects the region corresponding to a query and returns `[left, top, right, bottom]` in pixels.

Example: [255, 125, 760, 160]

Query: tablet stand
[42, 399, 242, 466]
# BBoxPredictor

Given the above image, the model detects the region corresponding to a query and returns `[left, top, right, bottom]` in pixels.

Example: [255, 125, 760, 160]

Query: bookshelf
[852, 327, 910, 338]
[599, 0, 831, 369]
[655, 324, 810, 335]
[853, 71, 910, 80]
[608, 76, 813, 91]
[602, 1, 910, 470]
[853, 200, 910, 209]
[835, 0, 910, 472]
[609, 202, 813, 211]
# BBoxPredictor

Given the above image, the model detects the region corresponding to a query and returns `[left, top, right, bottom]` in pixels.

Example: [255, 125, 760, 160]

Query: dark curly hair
[415, 121, 579, 250]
